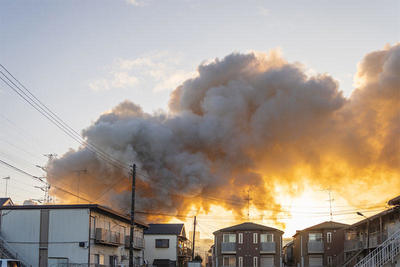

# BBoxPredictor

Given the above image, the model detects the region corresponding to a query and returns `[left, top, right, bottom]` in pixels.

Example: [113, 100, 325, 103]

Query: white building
[144, 224, 192, 267]
[0, 204, 147, 267]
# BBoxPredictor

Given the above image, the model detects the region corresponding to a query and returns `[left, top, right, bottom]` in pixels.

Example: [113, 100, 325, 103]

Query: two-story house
[292, 221, 349, 267]
[343, 195, 400, 266]
[213, 222, 284, 267]
[144, 224, 192, 267]
[0, 204, 148, 267]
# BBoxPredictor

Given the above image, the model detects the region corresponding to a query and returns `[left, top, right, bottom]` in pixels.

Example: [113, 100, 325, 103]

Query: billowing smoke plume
[47, 44, 400, 222]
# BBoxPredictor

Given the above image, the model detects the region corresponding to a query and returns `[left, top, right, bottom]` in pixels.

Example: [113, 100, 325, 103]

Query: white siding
[48, 209, 90, 265]
[144, 234, 177, 266]
[0, 209, 41, 267]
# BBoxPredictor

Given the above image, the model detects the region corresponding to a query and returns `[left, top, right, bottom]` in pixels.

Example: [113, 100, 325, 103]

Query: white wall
[48, 209, 90, 265]
[0, 209, 41, 267]
[144, 234, 177, 266]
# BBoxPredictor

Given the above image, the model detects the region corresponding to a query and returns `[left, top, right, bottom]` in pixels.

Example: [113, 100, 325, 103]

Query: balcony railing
[308, 241, 324, 253]
[95, 228, 121, 246]
[221, 242, 236, 253]
[344, 239, 363, 252]
[124, 236, 145, 249]
[260, 242, 276, 253]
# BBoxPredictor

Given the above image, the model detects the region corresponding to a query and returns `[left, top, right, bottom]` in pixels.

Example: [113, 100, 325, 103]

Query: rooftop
[293, 221, 349, 237]
[0, 203, 148, 228]
[145, 223, 186, 237]
[0, 198, 13, 206]
[213, 222, 283, 234]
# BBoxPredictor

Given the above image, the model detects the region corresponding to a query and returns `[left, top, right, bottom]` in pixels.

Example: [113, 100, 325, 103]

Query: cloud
[89, 51, 195, 92]
[50, 44, 400, 224]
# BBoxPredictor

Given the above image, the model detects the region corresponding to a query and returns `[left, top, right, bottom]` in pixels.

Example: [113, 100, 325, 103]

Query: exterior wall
[48, 209, 90, 265]
[89, 210, 144, 266]
[144, 234, 177, 266]
[293, 228, 345, 267]
[0, 209, 41, 267]
[214, 230, 282, 267]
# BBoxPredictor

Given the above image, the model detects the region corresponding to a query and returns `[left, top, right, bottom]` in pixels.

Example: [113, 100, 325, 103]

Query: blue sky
[0, 0, 399, 203]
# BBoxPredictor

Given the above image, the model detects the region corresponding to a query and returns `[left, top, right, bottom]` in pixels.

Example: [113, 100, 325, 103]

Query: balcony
[124, 235, 145, 249]
[260, 242, 276, 253]
[178, 247, 192, 257]
[221, 242, 236, 254]
[308, 241, 324, 253]
[95, 228, 121, 246]
[344, 239, 363, 252]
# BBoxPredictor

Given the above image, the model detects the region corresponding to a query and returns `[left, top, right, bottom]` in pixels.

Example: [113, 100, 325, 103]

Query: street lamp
[2, 176, 10, 197]
[357, 212, 370, 254]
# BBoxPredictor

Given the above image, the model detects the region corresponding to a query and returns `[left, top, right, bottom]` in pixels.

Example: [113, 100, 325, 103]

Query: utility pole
[244, 189, 252, 220]
[129, 164, 136, 267]
[328, 188, 334, 221]
[192, 215, 197, 260]
[2, 176, 10, 197]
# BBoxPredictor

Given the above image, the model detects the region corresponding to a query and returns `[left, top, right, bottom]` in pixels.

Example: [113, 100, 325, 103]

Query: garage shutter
[309, 255, 323, 267]
[260, 256, 274, 267]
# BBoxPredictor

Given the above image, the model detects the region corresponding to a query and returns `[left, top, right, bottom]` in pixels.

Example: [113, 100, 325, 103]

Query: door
[309, 255, 323, 267]
[260, 256, 274, 267]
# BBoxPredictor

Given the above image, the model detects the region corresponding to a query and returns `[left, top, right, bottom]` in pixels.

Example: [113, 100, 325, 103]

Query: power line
[0, 65, 130, 171]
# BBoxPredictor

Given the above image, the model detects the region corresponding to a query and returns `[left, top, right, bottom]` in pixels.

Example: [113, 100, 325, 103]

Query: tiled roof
[145, 223, 185, 236]
[0, 198, 13, 206]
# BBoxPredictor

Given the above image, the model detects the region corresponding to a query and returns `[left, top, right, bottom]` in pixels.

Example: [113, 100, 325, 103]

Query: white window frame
[238, 233, 243, 244]
[260, 233, 274, 243]
[327, 232, 332, 243]
[223, 256, 236, 267]
[253, 256, 258, 267]
[223, 233, 236, 243]
[238, 256, 243, 267]
[253, 233, 258, 244]
[327, 256, 333, 266]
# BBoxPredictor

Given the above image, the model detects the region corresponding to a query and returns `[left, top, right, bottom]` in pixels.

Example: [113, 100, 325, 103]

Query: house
[144, 223, 192, 267]
[212, 222, 284, 267]
[343, 195, 400, 266]
[283, 241, 294, 267]
[292, 221, 349, 267]
[0, 198, 13, 206]
[0, 204, 148, 267]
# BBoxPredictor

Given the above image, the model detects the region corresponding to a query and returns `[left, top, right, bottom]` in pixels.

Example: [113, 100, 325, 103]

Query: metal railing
[0, 234, 30, 267]
[260, 242, 275, 253]
[308, 241, 324, 253]
[344, 239, 363, 252]
[354, 228, 400, 267]
[221, 242, 236, 253]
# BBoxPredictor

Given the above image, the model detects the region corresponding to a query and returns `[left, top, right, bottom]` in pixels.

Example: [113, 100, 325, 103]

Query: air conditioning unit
[95, 228, 106, 242]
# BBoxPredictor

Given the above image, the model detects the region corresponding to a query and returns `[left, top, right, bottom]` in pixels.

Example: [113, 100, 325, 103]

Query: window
[238, 257, 243, 267]
[253, 257, 258, 267]
[238, 233, 243, 244]
[223, 234, 236, 243]
[155, 239, 169, 248]
[327, 232, 332, 243]
[109, 256, 118, 267]
[260, 233, 274, 242]
[223, 256, 236, 267]
[94, 254, 104, 265]
[327, 256, 333, 266]
[309, 232, 322, 242]
[253, 233, 258, 244]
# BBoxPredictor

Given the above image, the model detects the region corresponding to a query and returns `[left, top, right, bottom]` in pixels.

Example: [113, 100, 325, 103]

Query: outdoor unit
[95, 228, 106, 242]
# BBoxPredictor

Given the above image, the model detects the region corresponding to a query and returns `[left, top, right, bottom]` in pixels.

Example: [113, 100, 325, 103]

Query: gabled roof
[145, 224, 186, 237]
[213, 222, 283, 234]
[293, 221, 349, 237]
[0, 198, 13, 206]
[388, 195, 400, 206]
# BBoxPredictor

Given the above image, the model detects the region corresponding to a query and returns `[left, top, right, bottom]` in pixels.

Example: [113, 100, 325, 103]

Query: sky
[0, 0, 399, 237]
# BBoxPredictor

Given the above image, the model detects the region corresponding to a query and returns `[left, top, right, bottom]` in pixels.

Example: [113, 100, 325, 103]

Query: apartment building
[343, 195, 400, 266]
[292, 221, 349, 267]
[213, 222, 284, 267]
[144, 224, 192, 267]
[0, 204, 148, 267]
